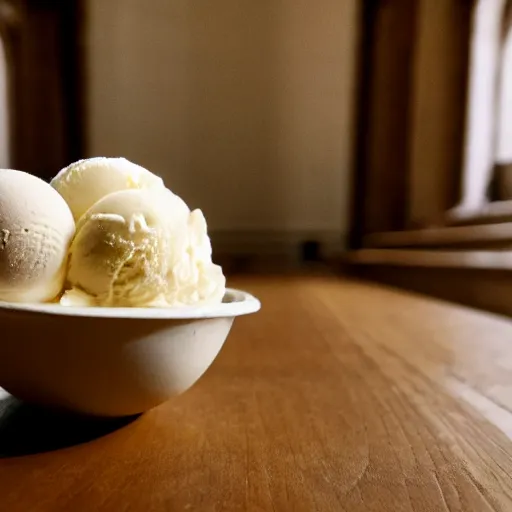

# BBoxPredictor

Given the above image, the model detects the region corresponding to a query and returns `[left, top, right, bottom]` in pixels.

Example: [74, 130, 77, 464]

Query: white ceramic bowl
[0, 289, 260, 417]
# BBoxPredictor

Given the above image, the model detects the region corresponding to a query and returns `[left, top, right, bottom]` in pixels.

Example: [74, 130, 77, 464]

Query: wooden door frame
[348, 0, 420, 248]
[0, 0, 23, 170]
[0, 0, 86, 177]
[348, 0, 377, 249]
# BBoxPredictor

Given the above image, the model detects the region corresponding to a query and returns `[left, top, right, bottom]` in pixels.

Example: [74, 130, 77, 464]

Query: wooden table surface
[1, 276, 512, 511]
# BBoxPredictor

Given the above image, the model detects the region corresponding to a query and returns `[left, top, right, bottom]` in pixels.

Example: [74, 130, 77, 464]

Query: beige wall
[86, 0, 358, 237]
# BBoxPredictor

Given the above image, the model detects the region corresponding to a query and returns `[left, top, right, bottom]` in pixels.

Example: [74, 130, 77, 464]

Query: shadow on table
[0, 395, 138, 457]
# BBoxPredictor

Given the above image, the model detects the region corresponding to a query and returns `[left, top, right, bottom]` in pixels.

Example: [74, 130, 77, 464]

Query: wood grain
[1, 276, 512, 511]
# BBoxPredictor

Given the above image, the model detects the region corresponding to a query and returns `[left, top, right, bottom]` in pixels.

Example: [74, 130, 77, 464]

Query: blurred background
[2, 0, 512, 285]
[0, 0, 358, 268]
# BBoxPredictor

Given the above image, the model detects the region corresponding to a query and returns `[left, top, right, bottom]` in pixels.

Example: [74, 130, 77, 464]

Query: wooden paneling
[351, 0, 473, 243]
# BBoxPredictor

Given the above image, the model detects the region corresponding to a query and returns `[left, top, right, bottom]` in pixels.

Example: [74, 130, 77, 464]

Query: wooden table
[1, 276, 512, 511]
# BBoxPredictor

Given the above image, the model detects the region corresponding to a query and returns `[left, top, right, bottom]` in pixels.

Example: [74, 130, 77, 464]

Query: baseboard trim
[364, 223, 512, 249]
[347, 248, 512, 270]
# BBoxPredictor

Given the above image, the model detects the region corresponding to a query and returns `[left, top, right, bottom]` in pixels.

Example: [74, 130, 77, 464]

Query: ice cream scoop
[0, 169, 75, 302]
[51, 157, 164, 222]
[61, 188, 225, 307]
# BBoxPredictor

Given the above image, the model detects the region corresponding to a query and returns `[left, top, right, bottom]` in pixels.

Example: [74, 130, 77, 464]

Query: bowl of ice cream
[0, 158, 260, 416]
[0, 289, 259, 417]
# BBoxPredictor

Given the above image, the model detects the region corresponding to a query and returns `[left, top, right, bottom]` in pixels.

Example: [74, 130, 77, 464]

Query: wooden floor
[1, 276, 512, 511]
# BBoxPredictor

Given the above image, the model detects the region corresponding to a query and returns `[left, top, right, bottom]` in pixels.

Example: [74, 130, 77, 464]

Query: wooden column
[407, 0, 471, 226]
[354, 0, 419, 237]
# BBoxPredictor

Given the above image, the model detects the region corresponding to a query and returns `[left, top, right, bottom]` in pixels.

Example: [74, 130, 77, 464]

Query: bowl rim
[0, 288, 261, 319]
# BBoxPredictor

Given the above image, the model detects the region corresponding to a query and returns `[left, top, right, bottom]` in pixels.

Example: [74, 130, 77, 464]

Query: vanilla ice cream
[0, 169, 75, 302]
[51, 157, 164, 222]
[61, 188, 225, 307]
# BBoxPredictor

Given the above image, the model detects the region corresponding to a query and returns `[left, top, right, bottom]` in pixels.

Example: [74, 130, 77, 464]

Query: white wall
[86, 0, 358, 238]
